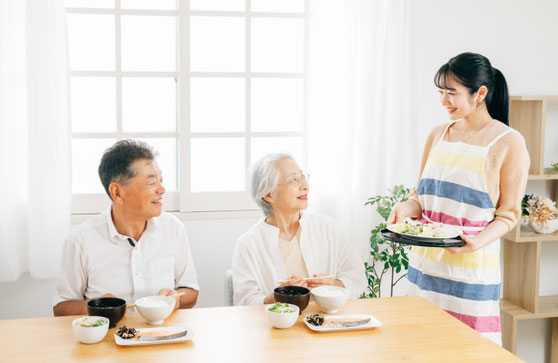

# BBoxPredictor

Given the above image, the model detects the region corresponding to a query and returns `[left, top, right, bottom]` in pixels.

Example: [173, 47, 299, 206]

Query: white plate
[114, 326, 193, 346]
[387, 223, 461, 241]
[304, 314, 382, 332]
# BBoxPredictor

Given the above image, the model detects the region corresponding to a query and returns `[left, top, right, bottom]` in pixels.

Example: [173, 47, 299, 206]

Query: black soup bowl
[274, 286, 310, 314]
[87, 297, 126, 329]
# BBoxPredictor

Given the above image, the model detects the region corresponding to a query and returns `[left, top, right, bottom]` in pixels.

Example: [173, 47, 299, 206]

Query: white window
[65, 0, 308, 214]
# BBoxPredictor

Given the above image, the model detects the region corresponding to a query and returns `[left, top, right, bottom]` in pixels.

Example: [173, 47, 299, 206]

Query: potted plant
[522, 194, 558, 234]
[360, 185, 412, 298]
[546, 161, 558, 175]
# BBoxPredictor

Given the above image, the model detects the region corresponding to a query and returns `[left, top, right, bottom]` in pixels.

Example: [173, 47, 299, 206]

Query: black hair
[98, 139, 157, 200]
[434, 52, 509, 125]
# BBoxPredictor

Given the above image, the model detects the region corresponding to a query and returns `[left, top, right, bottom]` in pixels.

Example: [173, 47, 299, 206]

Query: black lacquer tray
[379, 229, 465, 247]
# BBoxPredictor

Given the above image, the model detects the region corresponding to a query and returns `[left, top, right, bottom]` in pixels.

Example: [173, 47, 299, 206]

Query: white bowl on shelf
[135, 295, 176, 325]
[265, 303, 299, 329]
[72, 316, 109, 344]
[311, 286, 348, 313]
[528, 219, 558, 234]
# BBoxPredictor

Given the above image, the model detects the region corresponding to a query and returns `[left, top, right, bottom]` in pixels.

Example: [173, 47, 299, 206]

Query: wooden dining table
[0, 296, 522, 362]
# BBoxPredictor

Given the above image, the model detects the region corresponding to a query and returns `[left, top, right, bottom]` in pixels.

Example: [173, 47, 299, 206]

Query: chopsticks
[126, 292, 186, 309]
[276, 275, 334, 285]
[169, 292, 186, 299]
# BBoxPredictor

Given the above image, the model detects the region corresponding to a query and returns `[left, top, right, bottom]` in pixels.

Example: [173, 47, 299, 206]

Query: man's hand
[53, 292, 117, 317]
[158, 288, 180, 311]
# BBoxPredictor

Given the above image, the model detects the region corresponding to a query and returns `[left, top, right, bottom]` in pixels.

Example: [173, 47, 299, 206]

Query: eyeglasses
[278, 172, 310, 186]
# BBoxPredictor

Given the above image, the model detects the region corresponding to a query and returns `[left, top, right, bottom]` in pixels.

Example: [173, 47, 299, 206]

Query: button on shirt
[53, 208, 199, 306]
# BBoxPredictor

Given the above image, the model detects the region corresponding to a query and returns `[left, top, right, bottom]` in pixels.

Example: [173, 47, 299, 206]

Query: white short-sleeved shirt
[53, 208, 199, 307]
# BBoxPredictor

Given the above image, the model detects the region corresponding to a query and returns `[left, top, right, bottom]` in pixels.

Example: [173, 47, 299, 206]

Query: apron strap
[437, 121, 457, 146]
[486, 129, 517, 148]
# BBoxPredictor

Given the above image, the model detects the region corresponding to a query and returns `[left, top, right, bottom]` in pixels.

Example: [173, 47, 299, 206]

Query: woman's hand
[445, 234, 482, 254]
[387, 200, 422, 225]
[445, 220, 509, 254]
[278, 274, 308, 288]
[306, 274, 344, 289]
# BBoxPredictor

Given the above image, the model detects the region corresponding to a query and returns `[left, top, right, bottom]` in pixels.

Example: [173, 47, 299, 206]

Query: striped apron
[407, 122, 515, 345]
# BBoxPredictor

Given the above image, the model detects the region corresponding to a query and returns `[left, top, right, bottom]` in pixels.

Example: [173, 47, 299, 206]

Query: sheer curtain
[0, 0, 70, 282]
[306, 0, 418, 287]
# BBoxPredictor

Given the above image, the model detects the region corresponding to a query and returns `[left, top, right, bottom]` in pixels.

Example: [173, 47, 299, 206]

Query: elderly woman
[232, 153, 367, 305]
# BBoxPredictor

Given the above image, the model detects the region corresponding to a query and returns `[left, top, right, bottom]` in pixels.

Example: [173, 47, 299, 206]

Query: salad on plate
[393, 219, 445, 237]
[387, 218, 461, 240]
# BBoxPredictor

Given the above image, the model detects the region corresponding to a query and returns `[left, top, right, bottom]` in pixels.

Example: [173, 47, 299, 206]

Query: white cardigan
[232, 212, 367, 305]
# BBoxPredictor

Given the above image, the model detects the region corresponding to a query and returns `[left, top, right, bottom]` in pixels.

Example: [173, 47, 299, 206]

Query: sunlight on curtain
[306, 0, 417, 277]
[0, 0, 70, 282]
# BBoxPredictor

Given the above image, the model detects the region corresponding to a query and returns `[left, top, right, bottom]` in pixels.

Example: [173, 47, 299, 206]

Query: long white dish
[114, 326, 193, 346]
[304, 314, 382, 332]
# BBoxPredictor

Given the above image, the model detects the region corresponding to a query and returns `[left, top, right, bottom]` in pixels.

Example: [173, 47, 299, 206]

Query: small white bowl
[72, 316, 109, 344]
[135, 295, 176, 325]
[311, 286, 348, 313]
[265, 303, 299, 329]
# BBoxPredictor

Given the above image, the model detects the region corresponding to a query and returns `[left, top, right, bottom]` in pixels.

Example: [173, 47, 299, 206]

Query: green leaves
[521, 194, 533, 216]
[360, 185, 413, 299]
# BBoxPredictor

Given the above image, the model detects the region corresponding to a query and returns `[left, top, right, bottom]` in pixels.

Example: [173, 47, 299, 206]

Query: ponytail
[487, 68, 509, 126]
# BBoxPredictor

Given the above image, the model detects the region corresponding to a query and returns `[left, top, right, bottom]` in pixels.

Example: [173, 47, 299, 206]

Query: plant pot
[528, 218, 558, 234]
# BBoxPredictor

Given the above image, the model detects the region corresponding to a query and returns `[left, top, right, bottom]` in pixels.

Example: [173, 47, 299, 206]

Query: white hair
[249, 153, 295, 217]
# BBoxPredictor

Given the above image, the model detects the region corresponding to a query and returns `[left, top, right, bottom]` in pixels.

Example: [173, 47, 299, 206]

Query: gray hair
[249, 153, 295, 217]
[98, 139, 157, 200]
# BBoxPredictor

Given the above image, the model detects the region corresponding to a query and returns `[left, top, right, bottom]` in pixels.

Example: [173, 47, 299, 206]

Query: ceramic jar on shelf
[528, 218, 558, 234]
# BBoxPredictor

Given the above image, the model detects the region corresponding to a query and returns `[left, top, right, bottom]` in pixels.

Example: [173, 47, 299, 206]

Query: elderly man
[232, 153, 366, 305]
[53, 140, 198, 316]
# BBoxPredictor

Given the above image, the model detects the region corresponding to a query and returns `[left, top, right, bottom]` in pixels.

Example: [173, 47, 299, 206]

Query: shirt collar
[104, 206, 160, 244]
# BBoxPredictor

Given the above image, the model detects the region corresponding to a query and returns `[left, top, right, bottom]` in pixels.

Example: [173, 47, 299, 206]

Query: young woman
[387, 52, 529, 344]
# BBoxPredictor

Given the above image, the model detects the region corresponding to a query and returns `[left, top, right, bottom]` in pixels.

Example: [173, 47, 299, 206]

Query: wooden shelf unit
[505, 223, 558, 243]
[501, 95, 558, 362]
[502, 297, 558, 320]
[501, 297, 558, 357]
[529, 173, 558, 181]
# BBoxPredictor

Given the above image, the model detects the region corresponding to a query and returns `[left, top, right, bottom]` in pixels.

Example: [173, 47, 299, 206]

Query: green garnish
[268, 302, 294, 313]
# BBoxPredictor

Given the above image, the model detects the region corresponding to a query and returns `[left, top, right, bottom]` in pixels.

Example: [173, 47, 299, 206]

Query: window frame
[66, 0, 309, 215]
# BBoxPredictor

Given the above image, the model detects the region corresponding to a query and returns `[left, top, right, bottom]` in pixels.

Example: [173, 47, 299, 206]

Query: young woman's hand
[445, 234, 479, 254]
[445, 220, 509, 254]
[387, 200, 422, 225]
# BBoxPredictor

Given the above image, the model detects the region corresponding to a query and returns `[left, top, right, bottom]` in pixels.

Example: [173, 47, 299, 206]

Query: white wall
[409, 0, 558, 145]
[410, 1, 558, 362]
[182, 217, 259, 307]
